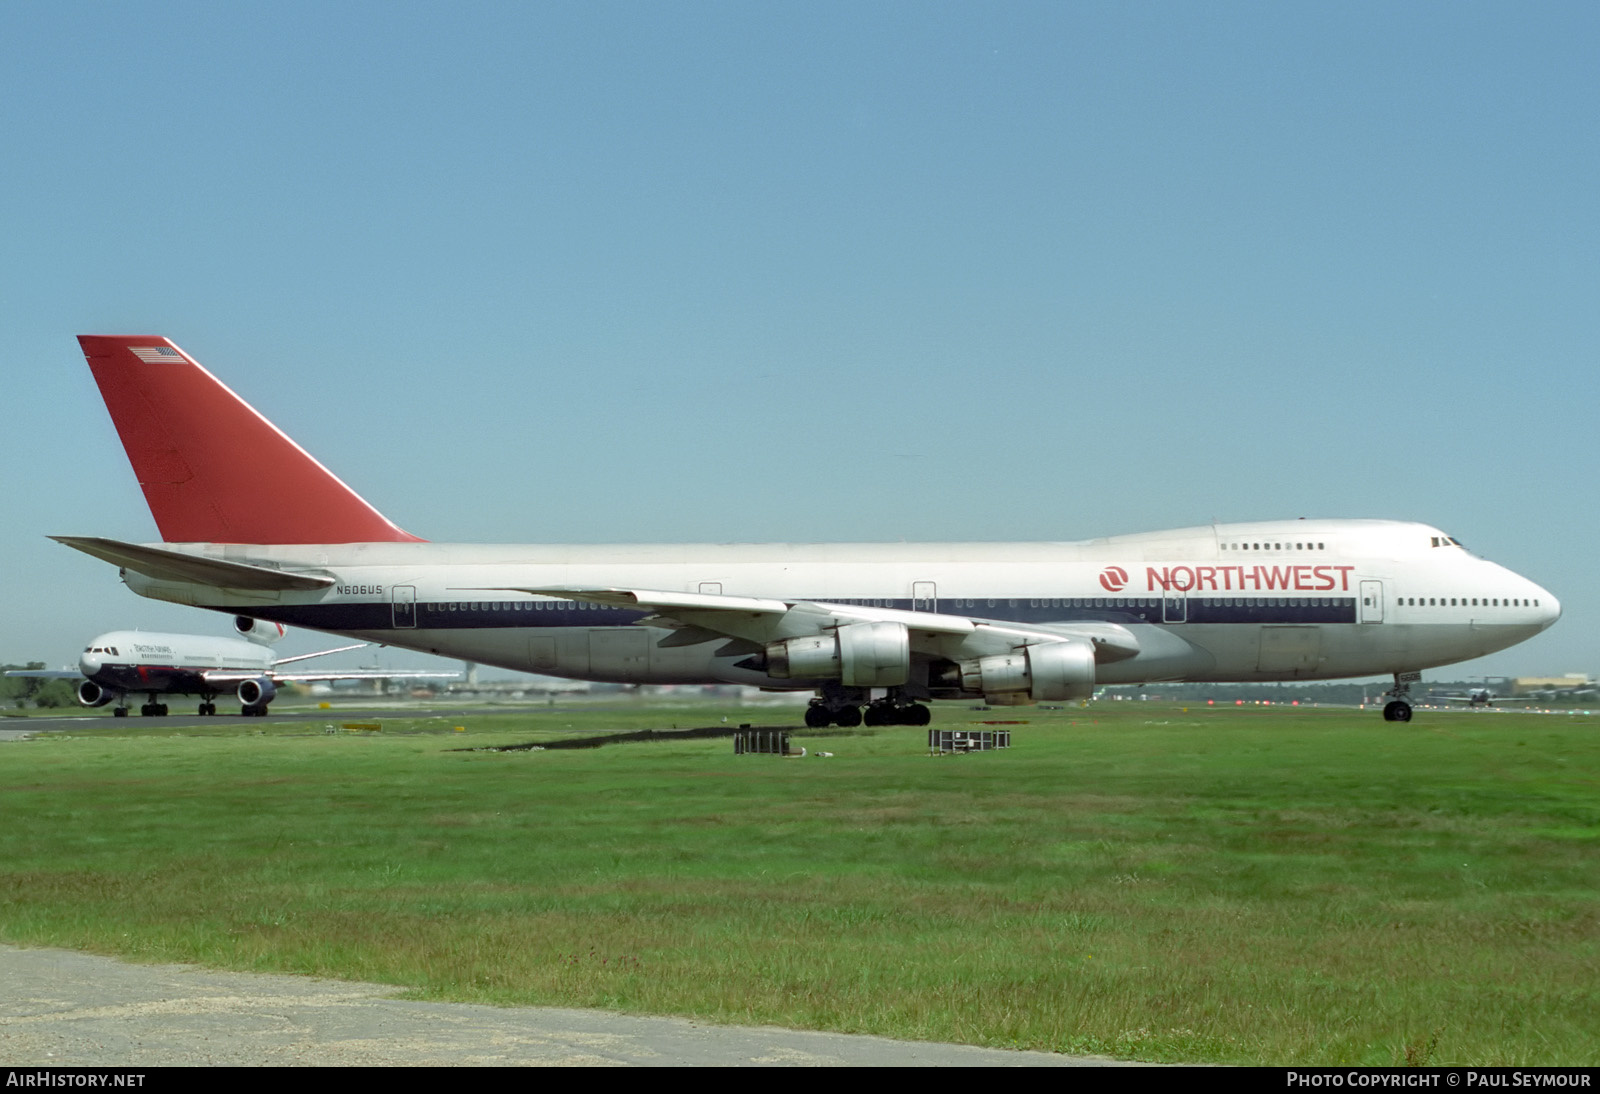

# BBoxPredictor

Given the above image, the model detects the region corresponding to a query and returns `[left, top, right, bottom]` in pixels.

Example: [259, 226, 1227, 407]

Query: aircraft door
[1163, 593, 1187, 624]
[912, 581, 937, 612]
[1360, 580, 1384, 623]
[392, 586, 416, 629]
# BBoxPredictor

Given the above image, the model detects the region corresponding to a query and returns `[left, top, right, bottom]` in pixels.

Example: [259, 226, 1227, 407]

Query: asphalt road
[2, 703, 561, 734]
[0, 946, 1119, 1067]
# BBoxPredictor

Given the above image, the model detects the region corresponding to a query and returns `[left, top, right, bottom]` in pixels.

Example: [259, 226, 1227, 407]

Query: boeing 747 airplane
[7, 617, 451, 717]
[53, 336, 1560, 726]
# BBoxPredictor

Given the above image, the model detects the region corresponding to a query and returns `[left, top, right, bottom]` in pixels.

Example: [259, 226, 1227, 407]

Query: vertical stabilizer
[77, 336, 423, 544]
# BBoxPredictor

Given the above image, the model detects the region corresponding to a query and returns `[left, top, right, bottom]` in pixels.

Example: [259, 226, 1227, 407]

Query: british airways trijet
[53, 336, 1560, 726]
[6, 617, 450, 717]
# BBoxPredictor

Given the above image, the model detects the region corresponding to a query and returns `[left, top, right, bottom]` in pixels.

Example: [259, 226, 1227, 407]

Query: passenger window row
[1400, 597, 1539, 607]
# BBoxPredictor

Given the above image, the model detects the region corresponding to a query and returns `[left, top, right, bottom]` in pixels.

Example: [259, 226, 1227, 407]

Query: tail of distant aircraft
[76, 336, 422, 544]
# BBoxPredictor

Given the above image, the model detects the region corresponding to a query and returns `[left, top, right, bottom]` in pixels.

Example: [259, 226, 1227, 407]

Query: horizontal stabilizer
[51, 536, 336, 591]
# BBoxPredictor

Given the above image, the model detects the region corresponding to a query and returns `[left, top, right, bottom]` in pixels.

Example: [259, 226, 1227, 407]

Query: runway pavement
[0, 703, 562, 736]
[0, 946, 1121, 1067]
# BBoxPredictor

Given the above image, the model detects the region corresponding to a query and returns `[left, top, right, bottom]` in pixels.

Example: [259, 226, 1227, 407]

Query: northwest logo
[1098, 566, 1129, 592]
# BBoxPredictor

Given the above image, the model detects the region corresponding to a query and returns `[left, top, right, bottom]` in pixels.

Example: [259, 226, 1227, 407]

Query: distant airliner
[6, 617, 449, 717]
[53, 336, 1560, 726]
[1432, 688, 1533, 709]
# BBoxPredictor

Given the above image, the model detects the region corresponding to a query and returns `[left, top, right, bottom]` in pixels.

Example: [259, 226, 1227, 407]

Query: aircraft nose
[79, 650, 101, 677]
[1538, 587, 1562, 629]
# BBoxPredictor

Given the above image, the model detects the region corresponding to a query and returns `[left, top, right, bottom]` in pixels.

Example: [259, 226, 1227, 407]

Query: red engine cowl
[235, 616, 287, 647]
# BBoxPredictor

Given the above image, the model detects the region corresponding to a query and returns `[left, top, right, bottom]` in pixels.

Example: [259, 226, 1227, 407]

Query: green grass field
[0, 700, 1594, 1065]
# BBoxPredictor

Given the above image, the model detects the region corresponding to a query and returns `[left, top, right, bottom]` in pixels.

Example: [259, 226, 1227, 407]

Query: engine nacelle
[764, 621, 910, 687]
[959, 641, 1095, 702]
[77, 680, 120, 708]
[235, 616, 287, 647]
[236, 677, 277, 707]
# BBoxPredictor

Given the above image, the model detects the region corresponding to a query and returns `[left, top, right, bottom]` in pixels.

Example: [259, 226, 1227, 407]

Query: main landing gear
[1381, 673, 1417, 722]
[122, 695, 224, 716]
[864, 700, 931, 726]
[804, 684, 931, 728]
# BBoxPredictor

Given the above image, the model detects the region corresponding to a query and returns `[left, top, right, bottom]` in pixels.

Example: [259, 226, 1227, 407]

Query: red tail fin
[77, 336, 423, 544]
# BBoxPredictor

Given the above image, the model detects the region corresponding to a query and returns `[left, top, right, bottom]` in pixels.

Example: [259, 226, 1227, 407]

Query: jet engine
[764, 621, 910, 687]
[957, 640, 1095, 703]
[236, 677, 277, 707]
[76, 680, 120, 707]
[235, 616, 287, 646]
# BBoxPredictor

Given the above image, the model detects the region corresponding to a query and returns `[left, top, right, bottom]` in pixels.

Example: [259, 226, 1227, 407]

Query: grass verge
[1, 700, 1594, 1064]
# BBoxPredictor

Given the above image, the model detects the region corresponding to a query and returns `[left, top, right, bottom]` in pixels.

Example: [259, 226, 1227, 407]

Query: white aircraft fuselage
[112, 520, 1555, 690]
[77, 629, 272, 696]
[59, 335, 1561, 725]
[59, 618, 440, 718]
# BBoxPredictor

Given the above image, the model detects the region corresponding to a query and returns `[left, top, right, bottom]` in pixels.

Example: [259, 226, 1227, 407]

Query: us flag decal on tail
[130, 346, 185, 363]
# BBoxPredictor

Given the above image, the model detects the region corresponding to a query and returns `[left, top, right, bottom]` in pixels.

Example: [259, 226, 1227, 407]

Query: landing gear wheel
[834, 706, 862, 728]
[113, 707, 128, 718]
[804, 705, 830, 729]
[1379, 673, 1419, 722]
[861, 702, 931, 726]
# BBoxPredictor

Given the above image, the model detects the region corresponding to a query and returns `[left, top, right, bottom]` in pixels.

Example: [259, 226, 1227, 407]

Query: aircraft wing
[474, 585, 1142, 663]
[272, 644, 368, 667]
[3, 669, 82, 678]
[202, 669, 459, 684]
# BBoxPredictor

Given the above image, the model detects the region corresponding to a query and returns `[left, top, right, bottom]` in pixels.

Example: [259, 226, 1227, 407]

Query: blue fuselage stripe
[222, 596, 1360, 631]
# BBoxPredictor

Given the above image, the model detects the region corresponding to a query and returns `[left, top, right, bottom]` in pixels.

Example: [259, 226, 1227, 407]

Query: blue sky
[2, 1, 1594, 680]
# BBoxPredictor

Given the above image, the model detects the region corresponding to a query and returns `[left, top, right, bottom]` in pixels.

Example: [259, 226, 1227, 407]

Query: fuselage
[78, 630, 272, 696]
[117, 518, 1559, 690]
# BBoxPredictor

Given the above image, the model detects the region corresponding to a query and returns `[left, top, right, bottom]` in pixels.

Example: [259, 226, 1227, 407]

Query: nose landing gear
[1381, 672, 1418, 722]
